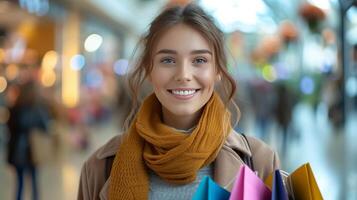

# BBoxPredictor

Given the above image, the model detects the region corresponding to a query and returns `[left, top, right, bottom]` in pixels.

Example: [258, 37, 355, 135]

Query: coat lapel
[213, 131, 252, 191]
[99, 178, 110, 200]
[96, 136, 121, 200]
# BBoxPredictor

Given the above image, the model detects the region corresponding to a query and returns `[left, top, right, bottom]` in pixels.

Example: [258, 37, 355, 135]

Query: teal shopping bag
[192, 176, 230, 200]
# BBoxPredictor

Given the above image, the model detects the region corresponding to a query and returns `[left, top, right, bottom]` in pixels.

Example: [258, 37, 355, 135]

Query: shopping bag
[265, 163, 323, 200]
[289, 163, 323, 200]
[229, 165, 271, 200]
[269, 170, 289, 200]
[192, 176, 230, 200]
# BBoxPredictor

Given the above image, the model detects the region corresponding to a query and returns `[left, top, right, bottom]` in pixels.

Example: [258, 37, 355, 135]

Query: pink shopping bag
[229, 165, 271, 200]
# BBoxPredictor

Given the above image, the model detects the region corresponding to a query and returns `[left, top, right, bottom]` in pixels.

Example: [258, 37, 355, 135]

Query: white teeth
[172, 89, 196, 96]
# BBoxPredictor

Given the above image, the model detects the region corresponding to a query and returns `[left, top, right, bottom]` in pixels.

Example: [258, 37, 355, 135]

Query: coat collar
[96, 134, 122, 159]
[96, 130, 252, 199]
[213, 130, 252, 191]
[223, 130, 252, 157]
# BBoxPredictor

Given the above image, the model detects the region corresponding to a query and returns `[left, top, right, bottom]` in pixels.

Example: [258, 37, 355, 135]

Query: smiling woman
[78, 3, 280, 200]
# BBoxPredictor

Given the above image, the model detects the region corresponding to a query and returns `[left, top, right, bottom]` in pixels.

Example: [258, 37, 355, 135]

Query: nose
[174, 61, 192, 82]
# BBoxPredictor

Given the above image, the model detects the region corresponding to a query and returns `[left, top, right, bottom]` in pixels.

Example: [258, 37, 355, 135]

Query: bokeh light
[113, 59, 129, 75]
[0, 76, 8, 93]
[70, 54, 85, 71]
[42, 50, 58, 70]
[262, 64, 277, 82]
[41, 70, 56, 87]
[84, 34, 103, 52]
[300, 76, 315, 95]
[5, 64, 19, 80]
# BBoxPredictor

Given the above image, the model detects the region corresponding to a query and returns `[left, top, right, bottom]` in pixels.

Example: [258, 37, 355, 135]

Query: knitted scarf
[108, 92, 231, 199]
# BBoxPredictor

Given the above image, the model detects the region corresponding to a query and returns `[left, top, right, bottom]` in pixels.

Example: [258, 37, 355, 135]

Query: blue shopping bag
[272, 170, 289, 200]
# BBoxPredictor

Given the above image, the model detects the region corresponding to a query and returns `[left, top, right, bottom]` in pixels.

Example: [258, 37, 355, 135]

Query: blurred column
[61, 10, 80, 108]
[338, 0, 356, 123]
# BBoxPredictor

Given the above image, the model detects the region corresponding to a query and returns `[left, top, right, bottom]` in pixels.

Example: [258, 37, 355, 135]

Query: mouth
[167, 88, 201, 97]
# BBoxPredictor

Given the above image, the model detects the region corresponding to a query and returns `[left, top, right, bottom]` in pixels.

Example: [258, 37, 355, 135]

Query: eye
[193, 57, 207, 64]
[160, 57, 176, 64]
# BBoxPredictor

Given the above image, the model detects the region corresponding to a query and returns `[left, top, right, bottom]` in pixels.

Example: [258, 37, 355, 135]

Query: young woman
[78, 3, 280, 200]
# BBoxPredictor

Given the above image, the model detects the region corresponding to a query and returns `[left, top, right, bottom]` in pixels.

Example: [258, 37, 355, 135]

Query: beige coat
[77, 131, 280, 200]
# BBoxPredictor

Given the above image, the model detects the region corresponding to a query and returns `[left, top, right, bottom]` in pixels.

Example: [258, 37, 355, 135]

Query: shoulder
[227, 131, 280, 179]
[82, 134, 122, 174]
[78, 135, 122, 200]
[225, 130, 276, 158]
[244, 135, 277, 159]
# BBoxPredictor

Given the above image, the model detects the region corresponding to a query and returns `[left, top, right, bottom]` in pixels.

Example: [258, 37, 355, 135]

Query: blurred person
[0, 27, 7, 47]
[6, 81, 49, 200]
[274, 83, 297, 158]
[78, 4, 280, 200]
[327, 78, 344, 128]
[248, 78, 276, 141]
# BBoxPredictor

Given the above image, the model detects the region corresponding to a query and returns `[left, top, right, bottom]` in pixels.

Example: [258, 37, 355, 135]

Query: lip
[167, 88, 200, 100]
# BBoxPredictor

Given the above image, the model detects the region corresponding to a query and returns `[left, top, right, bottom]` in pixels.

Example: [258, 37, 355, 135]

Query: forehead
[154, 23, 212, 53]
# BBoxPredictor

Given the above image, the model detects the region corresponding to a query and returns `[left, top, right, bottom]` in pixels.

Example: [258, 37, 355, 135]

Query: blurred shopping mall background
[0, 0, 357, 199]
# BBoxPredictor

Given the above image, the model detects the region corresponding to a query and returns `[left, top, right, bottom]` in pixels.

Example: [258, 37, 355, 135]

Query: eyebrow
[155, 49, 212, 55]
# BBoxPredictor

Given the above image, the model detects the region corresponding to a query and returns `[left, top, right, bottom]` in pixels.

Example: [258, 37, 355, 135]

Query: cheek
[150, 70, 168, 89]
[198, 70, 217, 89]
[149, 68, 160, 85]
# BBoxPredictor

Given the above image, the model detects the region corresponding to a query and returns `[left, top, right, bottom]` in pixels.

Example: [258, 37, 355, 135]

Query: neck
[161, 107, 203, 130]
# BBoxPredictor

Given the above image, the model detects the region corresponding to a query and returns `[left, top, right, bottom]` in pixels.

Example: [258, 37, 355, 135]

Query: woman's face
[149, 23, 219, 128]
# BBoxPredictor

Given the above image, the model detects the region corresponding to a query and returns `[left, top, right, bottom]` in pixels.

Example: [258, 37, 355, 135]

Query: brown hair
[124, 3, 239, 131]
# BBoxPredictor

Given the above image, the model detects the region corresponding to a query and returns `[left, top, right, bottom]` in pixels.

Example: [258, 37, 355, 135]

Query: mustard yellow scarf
[108, 92, 231, 199]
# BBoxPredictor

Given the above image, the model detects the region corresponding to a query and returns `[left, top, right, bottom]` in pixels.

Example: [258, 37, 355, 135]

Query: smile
[167, 89, 200, 99]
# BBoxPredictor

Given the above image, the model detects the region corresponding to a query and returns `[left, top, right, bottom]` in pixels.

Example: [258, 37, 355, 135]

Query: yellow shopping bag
[289, 163, 323, 200]
[265, 163, 323, 200]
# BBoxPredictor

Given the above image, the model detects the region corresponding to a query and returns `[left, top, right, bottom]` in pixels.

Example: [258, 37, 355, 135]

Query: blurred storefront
[0, 0, 127, 129]
[196, 0, 357, 129]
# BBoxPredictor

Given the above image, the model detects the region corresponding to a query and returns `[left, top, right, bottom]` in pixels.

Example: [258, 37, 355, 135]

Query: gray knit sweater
[149, 164, 213, 200]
